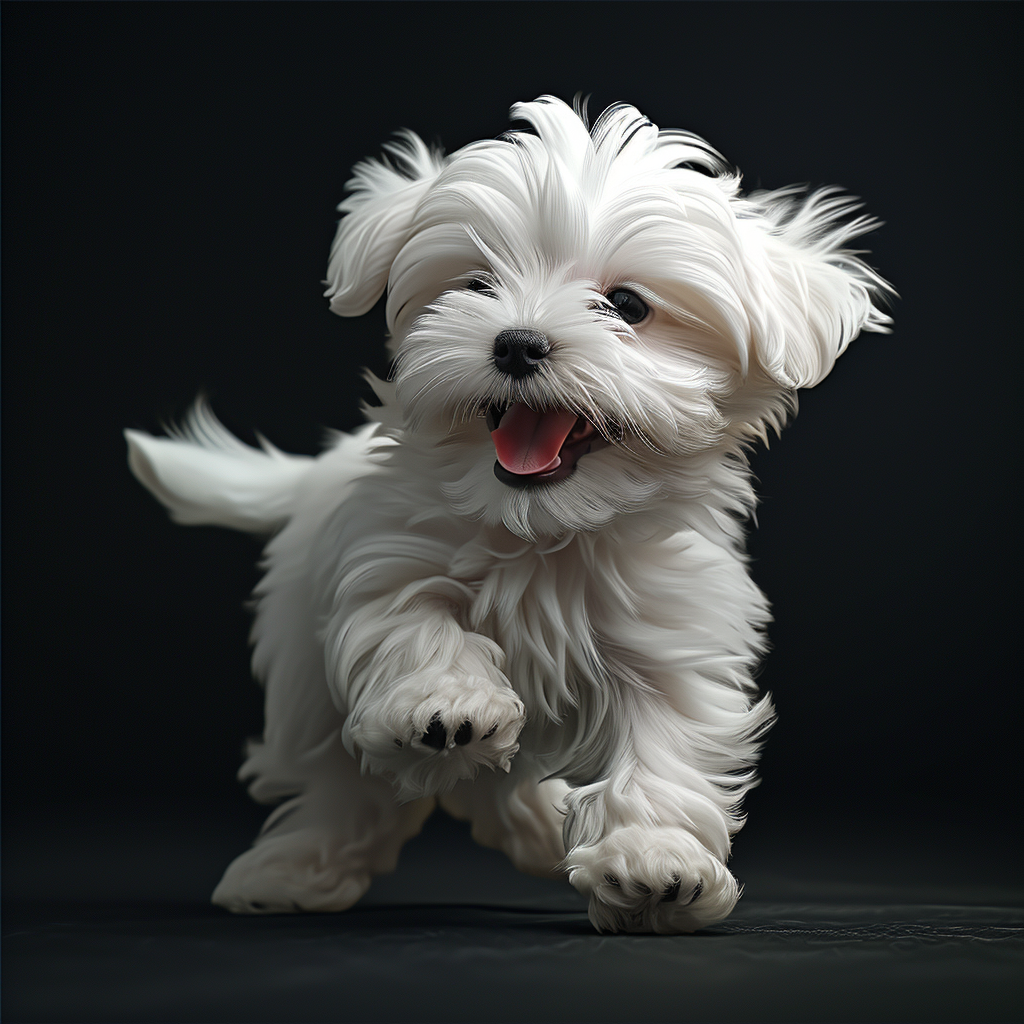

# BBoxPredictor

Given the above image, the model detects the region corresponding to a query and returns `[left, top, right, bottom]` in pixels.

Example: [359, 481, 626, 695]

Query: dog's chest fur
[451, 522, 755, 714]
[454, 534, 606, 720]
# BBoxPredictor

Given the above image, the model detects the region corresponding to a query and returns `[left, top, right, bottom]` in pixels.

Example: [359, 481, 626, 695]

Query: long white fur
[126, 96, 891, 933]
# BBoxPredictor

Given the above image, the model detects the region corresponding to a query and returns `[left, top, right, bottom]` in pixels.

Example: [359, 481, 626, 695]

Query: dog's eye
[466, 278, 495, 296]
[605, 288, 649, 325]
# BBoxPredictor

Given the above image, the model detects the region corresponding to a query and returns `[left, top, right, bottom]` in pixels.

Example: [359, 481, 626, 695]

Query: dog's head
[325, 96, 892, 540]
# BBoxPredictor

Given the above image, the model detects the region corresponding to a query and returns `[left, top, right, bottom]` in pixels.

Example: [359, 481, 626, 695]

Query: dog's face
[326, 97, 890, 539]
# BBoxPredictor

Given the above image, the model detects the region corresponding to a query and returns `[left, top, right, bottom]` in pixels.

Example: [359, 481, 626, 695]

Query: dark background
[3, 4, 1020, 1022]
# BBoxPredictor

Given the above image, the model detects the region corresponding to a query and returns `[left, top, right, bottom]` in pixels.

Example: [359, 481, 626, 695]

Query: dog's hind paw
[211, 827, 373, 914]
[565, 826, 739, 934]
[345, 673, 526, 800]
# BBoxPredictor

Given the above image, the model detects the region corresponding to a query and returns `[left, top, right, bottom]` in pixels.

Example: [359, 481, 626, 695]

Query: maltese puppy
[126, 96, 891, 933]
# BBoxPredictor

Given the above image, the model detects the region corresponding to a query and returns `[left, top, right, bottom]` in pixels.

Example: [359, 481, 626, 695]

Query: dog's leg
[560, 685, 765, 933]
[212, 541, 435, 914]
[438, 773, 569, 879]
[213, 734, 434, 914]
[551, 532, 773, 933]
[332, 592, 527, 801]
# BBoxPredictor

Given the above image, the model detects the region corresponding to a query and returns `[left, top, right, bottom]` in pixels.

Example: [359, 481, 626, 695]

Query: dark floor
[3, 805, 1022, 1023]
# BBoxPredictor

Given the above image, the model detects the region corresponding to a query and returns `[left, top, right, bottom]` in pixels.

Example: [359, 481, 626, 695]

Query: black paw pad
[421, 714, 447, 749]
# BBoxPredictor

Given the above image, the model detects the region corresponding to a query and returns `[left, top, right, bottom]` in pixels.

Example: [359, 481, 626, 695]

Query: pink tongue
[491, 404, 580, 475]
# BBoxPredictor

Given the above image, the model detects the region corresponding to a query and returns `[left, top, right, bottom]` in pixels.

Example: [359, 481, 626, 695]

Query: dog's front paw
[346, 674, 526, 800]
[565, 826, 739, 934]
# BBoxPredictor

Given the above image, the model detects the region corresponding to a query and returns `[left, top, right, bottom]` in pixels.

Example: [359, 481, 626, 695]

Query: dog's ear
[324, 131, 445, 317]
[739, 189, 893, 388]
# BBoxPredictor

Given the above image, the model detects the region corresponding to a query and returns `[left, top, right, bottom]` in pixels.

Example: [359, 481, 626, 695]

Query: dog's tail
[125, 401, 315, 534]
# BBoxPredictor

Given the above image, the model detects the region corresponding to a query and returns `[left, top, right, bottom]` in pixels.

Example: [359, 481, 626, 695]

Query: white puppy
[126, 96, 891, 933]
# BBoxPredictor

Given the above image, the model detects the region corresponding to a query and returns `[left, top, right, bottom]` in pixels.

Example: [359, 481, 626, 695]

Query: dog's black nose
[493, 329, 550, 378]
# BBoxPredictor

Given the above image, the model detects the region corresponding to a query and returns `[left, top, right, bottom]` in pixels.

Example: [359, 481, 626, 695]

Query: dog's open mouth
[486, 402, 609, 487]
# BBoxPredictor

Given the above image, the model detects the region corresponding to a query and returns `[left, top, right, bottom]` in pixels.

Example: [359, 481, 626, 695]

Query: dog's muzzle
[487, 328, 610, 487]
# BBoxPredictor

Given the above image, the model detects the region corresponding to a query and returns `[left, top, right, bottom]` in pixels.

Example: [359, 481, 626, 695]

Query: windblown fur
[126, 96, 891, 933]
